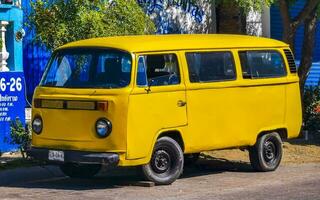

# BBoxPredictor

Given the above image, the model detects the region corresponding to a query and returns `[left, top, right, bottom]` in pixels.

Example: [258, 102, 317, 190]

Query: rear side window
[239, 51, 286, 79]
[186, 52, 236, 83]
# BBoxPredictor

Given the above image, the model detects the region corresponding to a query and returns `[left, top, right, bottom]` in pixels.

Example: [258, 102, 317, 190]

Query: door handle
[177, 100, 187, 107]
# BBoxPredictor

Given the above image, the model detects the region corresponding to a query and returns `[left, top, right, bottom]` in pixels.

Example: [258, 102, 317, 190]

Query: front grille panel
[34, 99, 97, 110]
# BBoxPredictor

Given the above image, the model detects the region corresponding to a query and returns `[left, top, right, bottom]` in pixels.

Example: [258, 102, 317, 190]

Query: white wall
[246, 6, 270, 37]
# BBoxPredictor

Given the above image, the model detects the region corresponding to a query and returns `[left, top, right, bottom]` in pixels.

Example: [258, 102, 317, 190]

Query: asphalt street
[0, 159, 319, 200]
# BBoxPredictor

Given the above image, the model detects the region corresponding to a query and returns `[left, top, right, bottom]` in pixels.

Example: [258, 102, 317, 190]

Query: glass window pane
[239, 51, 286, 79]
[41, 48, 132, 89]
[137, 54, 180, 87]
[186, 52, 236, 83]
[137, 56, 147, 86]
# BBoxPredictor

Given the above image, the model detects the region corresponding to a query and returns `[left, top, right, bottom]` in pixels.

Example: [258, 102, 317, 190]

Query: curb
[0, 165, 64, 186]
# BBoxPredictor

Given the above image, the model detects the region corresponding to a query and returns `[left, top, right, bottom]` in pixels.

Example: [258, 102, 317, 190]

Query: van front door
[127, 53, 187, 160]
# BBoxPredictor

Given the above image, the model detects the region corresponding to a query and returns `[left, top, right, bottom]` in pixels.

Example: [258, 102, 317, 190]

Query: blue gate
[22, 0, 51, 102]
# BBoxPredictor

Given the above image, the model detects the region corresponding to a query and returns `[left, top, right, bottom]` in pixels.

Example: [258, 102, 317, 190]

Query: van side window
[136, 54, 180, 86]
[186, 52, 236, 83]
[239, 51, 286, 79]
[137, 56, 148, 86]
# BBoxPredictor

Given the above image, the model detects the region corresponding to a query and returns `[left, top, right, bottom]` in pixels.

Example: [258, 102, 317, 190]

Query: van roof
[59, 34, 289, 53]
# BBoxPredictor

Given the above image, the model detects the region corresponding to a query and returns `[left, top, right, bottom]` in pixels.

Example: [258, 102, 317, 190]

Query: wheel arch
[257, 128, 288, 141]
[157, 130, 185, 152]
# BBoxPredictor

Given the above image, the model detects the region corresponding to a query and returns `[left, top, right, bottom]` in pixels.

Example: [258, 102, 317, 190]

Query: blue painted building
[270, 0, 320, 86]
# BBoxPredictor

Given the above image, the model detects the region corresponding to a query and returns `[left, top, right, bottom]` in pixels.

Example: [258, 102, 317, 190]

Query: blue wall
[270, 0, 320, 86]
[22, 0, 50, 101]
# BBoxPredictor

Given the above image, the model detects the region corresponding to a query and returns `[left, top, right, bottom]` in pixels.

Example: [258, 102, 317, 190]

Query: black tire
[59, 163, 101, 178]
[249, 132, 283, 172]
[184, 153, 200, 166]
[141, 136, 184, 185]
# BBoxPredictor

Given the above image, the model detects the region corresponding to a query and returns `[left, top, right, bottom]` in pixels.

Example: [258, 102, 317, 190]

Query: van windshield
[41, 48, 132, 89]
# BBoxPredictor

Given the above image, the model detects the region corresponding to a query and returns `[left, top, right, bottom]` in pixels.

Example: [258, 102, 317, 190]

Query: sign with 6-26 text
[0, 72, 25, 152]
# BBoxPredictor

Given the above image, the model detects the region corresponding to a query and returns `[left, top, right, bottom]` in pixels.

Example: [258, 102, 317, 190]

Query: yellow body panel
[32, 87, 131, 153]
[31, 34, 302, 167]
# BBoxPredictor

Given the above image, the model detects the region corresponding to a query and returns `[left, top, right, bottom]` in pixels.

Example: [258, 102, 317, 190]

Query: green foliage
[9, 118, 31, 158]
[216, 0, 274, 13]
[28, 0, 156, 51]
[189, 0, 274, 14]
[303, 86, 320, 134]
[195, 0, 319, 16]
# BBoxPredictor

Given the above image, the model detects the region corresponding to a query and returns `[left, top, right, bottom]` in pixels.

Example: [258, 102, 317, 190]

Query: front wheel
[249, 132, 283, 172]
[141, 137, 184, 185]
[60, 163, 101, 178]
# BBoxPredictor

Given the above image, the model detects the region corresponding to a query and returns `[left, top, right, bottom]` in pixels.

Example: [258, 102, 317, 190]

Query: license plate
[48, 150, 64, 162]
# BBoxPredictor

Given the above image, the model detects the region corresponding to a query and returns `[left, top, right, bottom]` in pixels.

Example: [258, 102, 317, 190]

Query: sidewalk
[0, 165, 63, 186]
[0, 152, 64, 185]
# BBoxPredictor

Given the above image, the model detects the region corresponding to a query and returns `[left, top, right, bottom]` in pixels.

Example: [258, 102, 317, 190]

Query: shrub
[9, 118, 31, 158]
[303, 86, 320, 136]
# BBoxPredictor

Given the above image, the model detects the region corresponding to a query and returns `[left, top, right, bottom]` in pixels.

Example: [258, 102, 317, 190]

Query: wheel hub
[152, 150, 171, 173]
[263, 140, 276, 162]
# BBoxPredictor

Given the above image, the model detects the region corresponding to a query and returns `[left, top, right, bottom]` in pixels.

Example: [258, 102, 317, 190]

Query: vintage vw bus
[28, 34, 302, 184]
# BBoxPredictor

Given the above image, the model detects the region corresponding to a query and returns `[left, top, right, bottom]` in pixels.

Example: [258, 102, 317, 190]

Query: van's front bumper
[27, 147, 119, 166]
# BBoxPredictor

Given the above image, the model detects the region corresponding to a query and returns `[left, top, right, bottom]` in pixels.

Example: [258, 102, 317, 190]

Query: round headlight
[95, 118, 112, 138]
[32, 116, 43, 134]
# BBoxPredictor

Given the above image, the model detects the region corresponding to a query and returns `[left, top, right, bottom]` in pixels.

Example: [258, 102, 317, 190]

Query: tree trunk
[283, 26, 297, 54]
[278, 0, 319, 55]
[279, 0, 295, 51]
[298, 7, 318, 95]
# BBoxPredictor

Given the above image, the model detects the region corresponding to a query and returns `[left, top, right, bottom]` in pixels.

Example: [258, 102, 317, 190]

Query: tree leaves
[28, 0, 156, 51]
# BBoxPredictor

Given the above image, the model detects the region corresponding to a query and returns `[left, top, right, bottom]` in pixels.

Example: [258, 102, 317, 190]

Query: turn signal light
[33, 99, 41, 108]
[97, 102, 109, 112]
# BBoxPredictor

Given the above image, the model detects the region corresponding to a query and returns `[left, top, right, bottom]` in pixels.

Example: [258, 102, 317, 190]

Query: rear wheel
[249, 132, 283, 172]
[141, 136, 184, 185]
[60, 163, 101, 178]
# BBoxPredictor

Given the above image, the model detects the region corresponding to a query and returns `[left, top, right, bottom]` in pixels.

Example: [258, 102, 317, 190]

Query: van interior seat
[146, 55, 171, 85]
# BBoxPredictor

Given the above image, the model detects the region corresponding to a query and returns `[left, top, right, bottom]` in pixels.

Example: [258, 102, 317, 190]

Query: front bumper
[27, 147, 119, 166]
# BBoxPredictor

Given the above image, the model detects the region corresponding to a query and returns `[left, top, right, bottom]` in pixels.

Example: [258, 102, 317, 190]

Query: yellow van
[28, 34, 302, 185]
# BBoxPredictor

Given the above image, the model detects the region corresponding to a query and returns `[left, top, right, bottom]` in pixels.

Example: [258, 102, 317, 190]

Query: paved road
[0, 159, 320, 200]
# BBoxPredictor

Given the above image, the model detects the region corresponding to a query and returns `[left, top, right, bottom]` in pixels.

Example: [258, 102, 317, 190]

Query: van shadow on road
[4, 156, 253, 191]
[182, 154, 253, 179]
